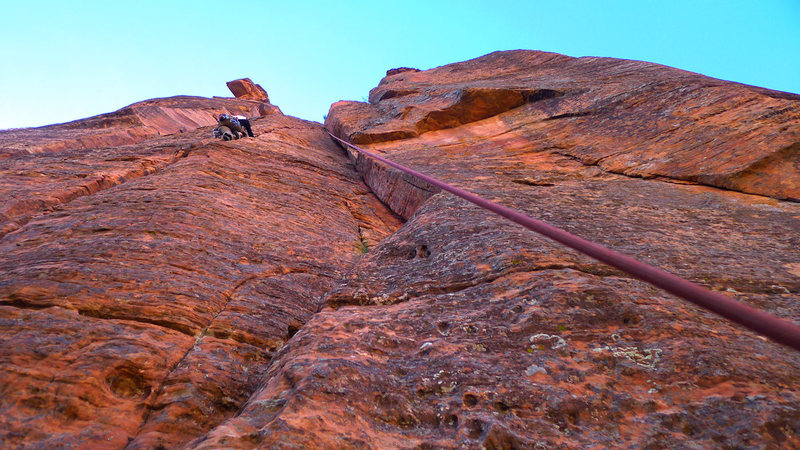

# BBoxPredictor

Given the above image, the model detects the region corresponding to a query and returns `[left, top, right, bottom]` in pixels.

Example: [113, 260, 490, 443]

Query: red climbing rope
[326, 129, 800, 352]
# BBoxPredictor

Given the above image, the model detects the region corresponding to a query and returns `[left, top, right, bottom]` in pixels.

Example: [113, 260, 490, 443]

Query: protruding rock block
[226, 78, 270, 102]
[386, 67, 420, 77]
[327, 49, 800, 201]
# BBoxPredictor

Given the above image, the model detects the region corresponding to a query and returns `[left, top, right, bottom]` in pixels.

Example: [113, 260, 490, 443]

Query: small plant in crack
[354, 226, 370, 254]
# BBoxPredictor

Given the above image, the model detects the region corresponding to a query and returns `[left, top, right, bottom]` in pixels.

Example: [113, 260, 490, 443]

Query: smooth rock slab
[0, 114, 401, 448]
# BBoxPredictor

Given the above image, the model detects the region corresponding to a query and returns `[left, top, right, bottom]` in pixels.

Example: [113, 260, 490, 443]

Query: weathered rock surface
[227, 78, 271, 103]
[0, 112, 401, 448]
[327, 50, 800, 201]
[208, 49, 797, 448]
[0, 93, 278, 159]
[0, 90, 283, 238]
[2, 52, 800, 449]
[226, 168, 800, 447]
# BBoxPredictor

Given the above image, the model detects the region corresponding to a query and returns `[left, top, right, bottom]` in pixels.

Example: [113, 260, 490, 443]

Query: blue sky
[0, 1, 798, 129]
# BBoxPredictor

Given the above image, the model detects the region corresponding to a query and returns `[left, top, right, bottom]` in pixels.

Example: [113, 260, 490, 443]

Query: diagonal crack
[124, 273, 257, 449]
[124, 265, 317, 447]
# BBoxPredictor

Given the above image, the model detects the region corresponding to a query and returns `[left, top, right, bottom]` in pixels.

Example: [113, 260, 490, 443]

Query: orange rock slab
[0, 113, 401, 448]
[327, 50, 800, 201]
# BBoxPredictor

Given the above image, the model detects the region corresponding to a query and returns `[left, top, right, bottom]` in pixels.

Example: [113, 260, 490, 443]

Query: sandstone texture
[0, 94, 278, 159]
[0, 108, 400, 448]
[0, 92, 281, 238]
[2, 52, 800, 448]
[327, 50, 800, 201]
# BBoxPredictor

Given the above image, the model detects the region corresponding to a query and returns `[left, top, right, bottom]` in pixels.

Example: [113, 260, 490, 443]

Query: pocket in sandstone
[105, 364, 152, 399]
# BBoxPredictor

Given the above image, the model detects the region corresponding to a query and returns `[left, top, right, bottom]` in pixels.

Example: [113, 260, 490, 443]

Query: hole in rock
[416, 245, 431, 258]
[463, 393, 478, 407]
[444, 414, 459, 427]
[467, 419, 486, 439]
[106, 365, 151, 399]
[57, 402, 81, 421]
[494, 401, 510, 413]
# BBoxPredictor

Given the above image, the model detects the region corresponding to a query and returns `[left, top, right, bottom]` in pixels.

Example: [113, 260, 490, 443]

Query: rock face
[0, 91, 281, 238]
[2, 52, 800, 448]
[0, 110, 400, 448]
[0, 91, 278, 160]
[227, 78, 270, 103]
[312, 51, 800, 448]
[327, 50, 800, 201]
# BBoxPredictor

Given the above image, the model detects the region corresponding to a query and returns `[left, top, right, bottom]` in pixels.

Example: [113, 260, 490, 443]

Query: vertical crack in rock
[117, 118, 403, 449]
[336, 142, 440, 220]
[125, 274, 256, 448]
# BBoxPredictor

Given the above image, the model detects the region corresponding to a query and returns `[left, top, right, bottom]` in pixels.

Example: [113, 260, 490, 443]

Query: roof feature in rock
[326, 49, 800, 201]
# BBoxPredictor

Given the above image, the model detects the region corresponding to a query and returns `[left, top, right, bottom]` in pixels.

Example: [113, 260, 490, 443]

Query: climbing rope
[325, 129, 800, 352]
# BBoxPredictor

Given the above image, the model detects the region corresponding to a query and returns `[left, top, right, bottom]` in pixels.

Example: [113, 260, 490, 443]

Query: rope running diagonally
[325, 129, 800, 352]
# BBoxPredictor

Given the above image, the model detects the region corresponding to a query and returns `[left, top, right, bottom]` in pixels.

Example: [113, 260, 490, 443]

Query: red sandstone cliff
[2, 53, 800, 448]
[0, 82, 281, 239]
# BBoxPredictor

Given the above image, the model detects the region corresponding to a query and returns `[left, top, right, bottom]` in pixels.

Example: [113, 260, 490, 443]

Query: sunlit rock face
[0, 108, 400, 448]
[0, 93, 279, 160]
[2, 53, 800, 448]
[327, 49, 800, 201]
[0, 91, 283, 238]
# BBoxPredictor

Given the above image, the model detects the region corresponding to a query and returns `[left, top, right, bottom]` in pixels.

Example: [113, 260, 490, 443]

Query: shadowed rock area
[2, 52, 800, 448]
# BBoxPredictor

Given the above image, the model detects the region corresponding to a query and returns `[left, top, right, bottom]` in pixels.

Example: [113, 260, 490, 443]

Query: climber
[213, 125, 236, 141]
[232, 114, 255, 137]
[215, 113, 248, 139]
